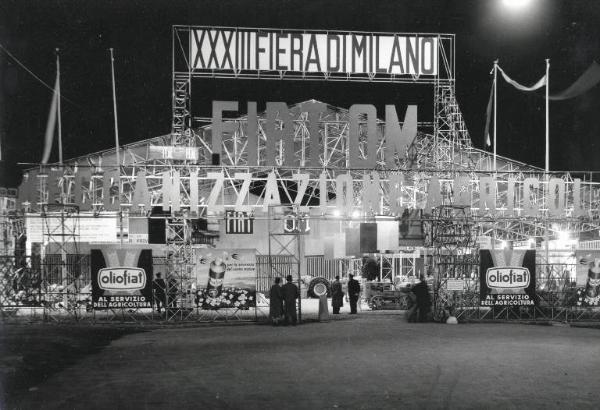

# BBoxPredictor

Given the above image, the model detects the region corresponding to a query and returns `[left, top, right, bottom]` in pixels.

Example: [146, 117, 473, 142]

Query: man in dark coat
[347, 274, 361, 314]
[331, 275, 344, 314]
[269, 277, 284, 325]
[410, 275, 431, 322]
[152, 272, 167, 313]
[166, 274, 178, 308]
[281, 274, 299, 325]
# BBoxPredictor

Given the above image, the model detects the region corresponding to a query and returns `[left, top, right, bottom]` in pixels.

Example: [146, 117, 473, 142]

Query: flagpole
[110, 48, 123, 246]
[110, 48, 121, 169]
[56, 49, 63, 165]
[493, 60, 498, 172]
[545, 59, 550, 173]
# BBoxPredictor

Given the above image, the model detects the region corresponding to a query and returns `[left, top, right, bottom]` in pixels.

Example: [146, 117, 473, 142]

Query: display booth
[2, 26, 600, 323]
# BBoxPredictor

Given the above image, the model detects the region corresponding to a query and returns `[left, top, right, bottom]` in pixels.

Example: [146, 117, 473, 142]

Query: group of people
[269, 274, 362, 324]
[269, 275, 300, 325]
[330, 274, 361, 314]
[152, 272, 178, 313]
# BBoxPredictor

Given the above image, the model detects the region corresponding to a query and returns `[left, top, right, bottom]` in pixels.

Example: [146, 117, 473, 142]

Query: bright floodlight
[503, 0, 533, 10]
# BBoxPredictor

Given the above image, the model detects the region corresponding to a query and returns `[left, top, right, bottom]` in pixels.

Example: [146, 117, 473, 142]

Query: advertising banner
[479, 249, 536, 306]
[193, 249, 256, 310]
[26, 214, 118, 243]
[575, 251, 600, 306]
[90, 246, 154, 310]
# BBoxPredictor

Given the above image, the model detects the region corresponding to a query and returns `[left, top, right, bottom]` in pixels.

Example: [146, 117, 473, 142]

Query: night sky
[1, 0, 600, 187]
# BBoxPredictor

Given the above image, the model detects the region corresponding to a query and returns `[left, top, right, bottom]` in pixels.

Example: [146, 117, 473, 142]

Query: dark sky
[1, 0, 600, 187]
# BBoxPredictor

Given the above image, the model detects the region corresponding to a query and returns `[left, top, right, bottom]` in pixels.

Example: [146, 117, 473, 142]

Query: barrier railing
[2, 254, 599, 323]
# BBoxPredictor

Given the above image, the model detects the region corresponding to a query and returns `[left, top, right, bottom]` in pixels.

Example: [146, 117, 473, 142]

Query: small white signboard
[446, 279, 465, 291]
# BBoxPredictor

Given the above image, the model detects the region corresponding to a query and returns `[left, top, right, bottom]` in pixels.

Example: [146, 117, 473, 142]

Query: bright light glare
[352, 210, 361, 218]
[558, 231, 570, 242]
[503, 0, 533, 10]
[332, 209, 341, 217]
[501, 241, 507, 249]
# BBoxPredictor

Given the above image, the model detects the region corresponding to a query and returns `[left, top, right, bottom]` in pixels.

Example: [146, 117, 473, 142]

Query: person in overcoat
[410, 275, 431, 322]
[269, 277, 284, 325]
[281, 275, 299, 325]
[347, 274, 361, 314]
[331, 275, 344, 314]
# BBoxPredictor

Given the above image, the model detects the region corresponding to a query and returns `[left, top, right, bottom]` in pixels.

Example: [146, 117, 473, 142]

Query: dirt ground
[2, 315, 600, 409]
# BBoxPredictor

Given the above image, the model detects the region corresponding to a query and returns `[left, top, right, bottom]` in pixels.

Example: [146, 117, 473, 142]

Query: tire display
[307, 277, 331, 298]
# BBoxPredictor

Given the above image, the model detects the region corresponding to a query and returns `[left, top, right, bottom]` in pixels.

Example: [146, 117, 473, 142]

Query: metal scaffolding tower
[40, 202, 82, 319]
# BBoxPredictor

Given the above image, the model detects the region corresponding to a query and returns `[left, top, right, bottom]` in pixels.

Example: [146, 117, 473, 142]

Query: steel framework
[39, 203, 84, 320]
[267, 204, 306, 323]
[6, 26, 600, 322]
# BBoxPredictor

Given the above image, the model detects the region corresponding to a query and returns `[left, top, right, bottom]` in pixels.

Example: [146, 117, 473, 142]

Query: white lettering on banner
[129, 234, 149, 244]
[292, 174, 309, 213]
[263, 172, 281, 211]
[191, 29, 438, 76]
[25, 215, 118, 243]
[225, 211, 254, 234]
[486, 267, 530, 289]
[207, 172, 224, 213]
[234, 173, 252, 212]
[17, 170, 596, 219]
[98, 268, 146, 291]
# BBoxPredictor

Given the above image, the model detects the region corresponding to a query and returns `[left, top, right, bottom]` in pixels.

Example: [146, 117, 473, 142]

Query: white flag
[41, 73, 59, 164]
[498, 66, 546, 92]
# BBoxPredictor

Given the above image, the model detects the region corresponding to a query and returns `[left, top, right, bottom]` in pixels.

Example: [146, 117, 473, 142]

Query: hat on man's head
[349, 274, 354, 278]
[335, 275, 340, 280]
[286, 274, 293, 282]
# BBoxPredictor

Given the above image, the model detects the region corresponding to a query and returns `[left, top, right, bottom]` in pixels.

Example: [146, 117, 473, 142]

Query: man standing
[281, 274, 299, 325]
[331, 275, 344, 314]
[269, 277, 284, 325]
[166, 274, 178, 308]
[348, 274, 361, 314]
[410, 275, 431, 322]
[152, 272, 167, 313]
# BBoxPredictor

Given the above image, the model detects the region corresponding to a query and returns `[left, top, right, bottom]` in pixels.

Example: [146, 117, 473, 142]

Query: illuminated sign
[283, 215, 310, 233]
[191, 28, 438, 76]
[17, 170, 593, 219]
[225, 211, 254, 234]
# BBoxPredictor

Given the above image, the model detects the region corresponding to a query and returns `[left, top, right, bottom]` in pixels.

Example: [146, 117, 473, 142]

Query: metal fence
[433, 256, 598, 322]
[2, 252, 600, 323]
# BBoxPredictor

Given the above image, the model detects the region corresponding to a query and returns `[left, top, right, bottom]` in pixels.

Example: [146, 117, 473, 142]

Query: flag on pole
[484, 80, 494, 149]
[497, 66, 546, 92]
[41, 72, 59, 164]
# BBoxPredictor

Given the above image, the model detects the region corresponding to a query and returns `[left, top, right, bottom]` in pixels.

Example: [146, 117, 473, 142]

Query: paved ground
[3, 314, 600, 410]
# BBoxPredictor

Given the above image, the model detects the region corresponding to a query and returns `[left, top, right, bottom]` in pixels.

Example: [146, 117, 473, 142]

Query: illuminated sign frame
[173, 26, 455, 83]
